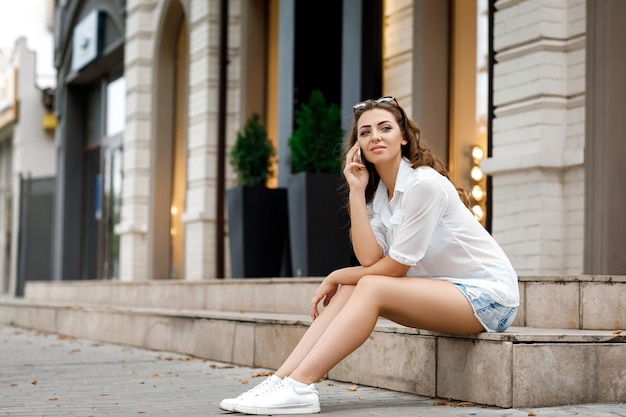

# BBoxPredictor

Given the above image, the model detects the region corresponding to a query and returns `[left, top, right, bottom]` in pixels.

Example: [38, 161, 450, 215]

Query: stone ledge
[20, 276, 626, 329]
[4, 298, 624, 343]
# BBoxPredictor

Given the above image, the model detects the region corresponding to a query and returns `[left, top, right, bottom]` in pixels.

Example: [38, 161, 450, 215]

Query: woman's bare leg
[288, 276, 483, 384]
[274, 284, 355, 377]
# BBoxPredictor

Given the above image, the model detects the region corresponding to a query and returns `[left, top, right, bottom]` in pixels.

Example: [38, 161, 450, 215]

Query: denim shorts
[453, 283, 517, 333]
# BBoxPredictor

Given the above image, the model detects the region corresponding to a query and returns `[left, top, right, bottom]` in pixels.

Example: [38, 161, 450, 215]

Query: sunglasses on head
[352, 96, 399, 114]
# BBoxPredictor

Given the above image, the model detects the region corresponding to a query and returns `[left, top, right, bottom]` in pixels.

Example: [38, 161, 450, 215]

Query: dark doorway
[16, 177, 54, 296]
[293, 1, 343, 116]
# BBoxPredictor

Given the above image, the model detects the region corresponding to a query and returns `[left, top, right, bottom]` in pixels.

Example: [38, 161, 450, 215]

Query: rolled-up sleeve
[389, 178, 448, 266]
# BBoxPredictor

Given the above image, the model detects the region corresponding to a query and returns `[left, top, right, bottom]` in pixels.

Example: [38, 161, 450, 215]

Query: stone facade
[119, 0, 242, 281]
[483, 0, 586, 275]
[119, 0, 591, 281]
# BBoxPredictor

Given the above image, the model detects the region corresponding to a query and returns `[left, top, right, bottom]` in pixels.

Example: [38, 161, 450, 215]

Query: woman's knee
[353, 275, 383, 297]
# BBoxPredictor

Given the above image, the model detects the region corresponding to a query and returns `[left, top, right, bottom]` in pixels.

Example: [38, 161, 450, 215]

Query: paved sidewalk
[0, 324, 623, 417]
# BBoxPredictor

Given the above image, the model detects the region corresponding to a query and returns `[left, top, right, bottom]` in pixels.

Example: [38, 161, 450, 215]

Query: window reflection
[106, 77, 125, 137]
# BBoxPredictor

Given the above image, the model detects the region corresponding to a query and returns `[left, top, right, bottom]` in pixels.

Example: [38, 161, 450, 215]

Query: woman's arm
[331, 256, 409, 286]
[310, 256, 409, 319]
[343, 143, 383, 265]
[348, 191, 383, 266]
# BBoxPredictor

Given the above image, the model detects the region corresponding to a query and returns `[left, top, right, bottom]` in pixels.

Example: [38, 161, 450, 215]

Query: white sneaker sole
[218, 400, 236, 412]
[233, 403, 321, 415]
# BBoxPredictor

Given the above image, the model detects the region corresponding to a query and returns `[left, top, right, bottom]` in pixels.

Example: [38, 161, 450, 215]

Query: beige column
[116, 0, 159, 281]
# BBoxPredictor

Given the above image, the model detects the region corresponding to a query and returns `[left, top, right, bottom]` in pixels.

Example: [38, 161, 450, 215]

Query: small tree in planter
[230, 113, 275, 187]
[289, 90, 343, 174]
[227, 113, 289, 278]
[287, 90, 353, 277]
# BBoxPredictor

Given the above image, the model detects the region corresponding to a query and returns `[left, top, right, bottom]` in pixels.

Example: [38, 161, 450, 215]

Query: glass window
[85, 84, 102, 146]
[106, 76, 125, 137]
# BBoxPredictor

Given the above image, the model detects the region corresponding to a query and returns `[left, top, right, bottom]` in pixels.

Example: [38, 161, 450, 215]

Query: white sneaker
[233, 378, 320, 415]
[219, 375, 281, 412]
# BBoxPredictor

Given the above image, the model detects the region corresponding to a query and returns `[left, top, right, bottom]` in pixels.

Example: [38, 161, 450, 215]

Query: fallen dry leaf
[347, 385, 358, 392]
[164, 357, 173, 361]
[152, 372, 159, 377]
[31, 380, 37, 385]
[528, 413, 537, 416]
[435, 401, 448, 406]
[68, 349, 81, 354]
[252, 371, 273, 377]
[327, 383, 334, 386]
[10, 383, 17, 387]
[210, 364, 234, 369]
[242, 379, 249, 385]
[457, 401, 475, 407]
[48, 396, 58, 401]
[358, 396, 365, 400]
[613, 330, 622, 334]
[139, 381, 145, 384]
[179, 357, 192, 361]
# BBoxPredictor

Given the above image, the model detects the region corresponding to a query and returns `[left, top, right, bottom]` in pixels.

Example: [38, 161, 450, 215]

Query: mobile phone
[357, 146, 362, 163]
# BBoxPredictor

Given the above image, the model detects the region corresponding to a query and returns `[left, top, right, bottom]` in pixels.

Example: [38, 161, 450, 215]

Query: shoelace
[258, 380, 290, 396]
[239, 377, 276, 398]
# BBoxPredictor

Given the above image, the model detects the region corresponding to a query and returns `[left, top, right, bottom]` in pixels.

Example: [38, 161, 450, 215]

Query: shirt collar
[394, 157, 412, 194]
[372, 157, 411, 212]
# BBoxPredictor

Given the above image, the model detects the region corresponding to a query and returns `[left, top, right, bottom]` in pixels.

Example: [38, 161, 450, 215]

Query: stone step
[21, 275, 626, 329]
[1, 294, 625, 409]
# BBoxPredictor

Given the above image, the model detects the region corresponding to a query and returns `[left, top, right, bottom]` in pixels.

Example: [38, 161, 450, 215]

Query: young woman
[220, 96, 519, 415]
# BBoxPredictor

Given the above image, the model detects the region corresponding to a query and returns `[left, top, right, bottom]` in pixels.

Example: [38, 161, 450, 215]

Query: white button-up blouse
[367, 158, 519, 307]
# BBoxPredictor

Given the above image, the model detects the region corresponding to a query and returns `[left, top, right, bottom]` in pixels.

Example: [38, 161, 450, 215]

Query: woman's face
[356, 108, 407, 166]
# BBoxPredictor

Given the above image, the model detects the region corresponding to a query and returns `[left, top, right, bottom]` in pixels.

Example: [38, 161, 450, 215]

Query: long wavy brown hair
[344, 98, 470, 207]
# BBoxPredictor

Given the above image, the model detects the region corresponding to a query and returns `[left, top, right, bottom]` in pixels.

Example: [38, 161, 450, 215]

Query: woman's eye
[359, 130, 370, 137]
[381, 126, 391, 132]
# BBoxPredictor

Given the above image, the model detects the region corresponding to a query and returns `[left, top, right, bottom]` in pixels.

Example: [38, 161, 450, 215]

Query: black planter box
[287, 172, 354, 277]
[227, 187, 290, 278]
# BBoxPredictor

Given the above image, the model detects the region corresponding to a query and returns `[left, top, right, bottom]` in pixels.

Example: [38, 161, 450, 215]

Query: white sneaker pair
[220, 376, 320, 415]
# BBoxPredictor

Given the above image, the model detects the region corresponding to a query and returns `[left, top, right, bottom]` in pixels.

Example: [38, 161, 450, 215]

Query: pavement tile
[0, 324, 624, 417]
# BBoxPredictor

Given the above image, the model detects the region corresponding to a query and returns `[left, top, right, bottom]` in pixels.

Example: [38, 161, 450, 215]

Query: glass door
[80, 74, 124, 280]
[101, 75, 125, 280]
[101, 145, 122, 279]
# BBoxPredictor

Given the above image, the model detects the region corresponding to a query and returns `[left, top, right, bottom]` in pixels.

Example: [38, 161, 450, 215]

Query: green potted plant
[287, 89, 353, 277]
[227, 113, 289, 278]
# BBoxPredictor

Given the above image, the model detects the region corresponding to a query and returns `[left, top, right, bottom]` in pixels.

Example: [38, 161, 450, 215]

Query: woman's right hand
[343, 142, 369, 191]
[310, 277, 339, 320]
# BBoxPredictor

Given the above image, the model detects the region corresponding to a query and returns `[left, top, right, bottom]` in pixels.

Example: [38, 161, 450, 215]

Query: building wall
[120, 0, 242, 281]
[118, 0, 587, 280]
[483, 0, 586, 275]
[385, 0, 587, 275]
[0, 38, 55, 294]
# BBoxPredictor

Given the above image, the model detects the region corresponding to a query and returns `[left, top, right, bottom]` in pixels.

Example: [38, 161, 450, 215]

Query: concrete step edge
[2, 297, 624, 344]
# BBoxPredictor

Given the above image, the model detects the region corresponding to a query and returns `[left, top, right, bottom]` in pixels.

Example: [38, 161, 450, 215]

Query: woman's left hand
[310, 278, 339, 320]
